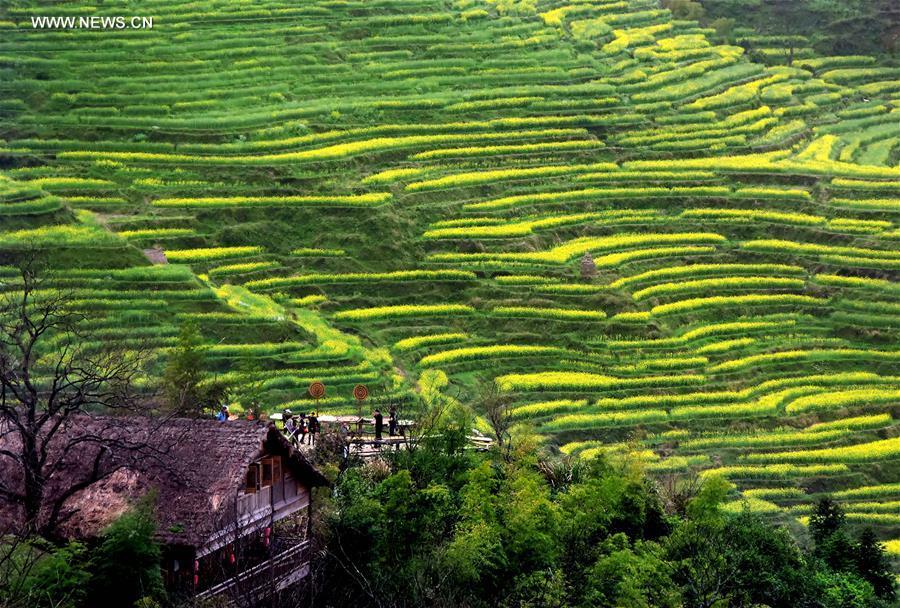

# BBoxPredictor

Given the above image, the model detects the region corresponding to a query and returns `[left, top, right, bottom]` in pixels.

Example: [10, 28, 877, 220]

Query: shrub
[87, 493, 165, 607]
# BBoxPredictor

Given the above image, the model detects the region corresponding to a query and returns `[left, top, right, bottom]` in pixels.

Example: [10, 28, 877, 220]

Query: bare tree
[481, 383, 513, 463]
[0, 255, 156, 537]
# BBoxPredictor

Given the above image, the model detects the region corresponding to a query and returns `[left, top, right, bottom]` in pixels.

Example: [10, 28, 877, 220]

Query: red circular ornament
[309, 381, 326, 399]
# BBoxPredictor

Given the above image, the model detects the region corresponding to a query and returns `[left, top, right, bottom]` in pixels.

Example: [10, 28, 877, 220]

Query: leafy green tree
[500, 568, 567, 608]
[854, 528, 895, 601]
[582, 534, 680, 608]
[720, 511, 810, 607]
[813, 569, 878, 608]
[86, 493, 165, 608]
[162, 322, 221, 415]
[809, 496, 846, 545]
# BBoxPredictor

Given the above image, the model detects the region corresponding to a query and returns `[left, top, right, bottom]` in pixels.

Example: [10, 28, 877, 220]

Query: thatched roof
[0, 415, 327, 548]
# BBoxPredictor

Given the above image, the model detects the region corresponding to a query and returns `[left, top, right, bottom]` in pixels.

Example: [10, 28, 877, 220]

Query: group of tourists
[372, 405, 399, 440]
[283, 409, 320, 446]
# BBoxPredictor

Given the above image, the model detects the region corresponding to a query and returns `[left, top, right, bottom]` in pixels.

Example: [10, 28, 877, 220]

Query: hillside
[2, 0, 899, 551]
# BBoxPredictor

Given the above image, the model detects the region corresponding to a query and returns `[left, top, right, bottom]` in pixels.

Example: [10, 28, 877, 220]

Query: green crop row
[491, 306, 607, 320]
[153, 193, 392, 208]
[246, 269, 475, 290]
[410, 138, 601, 160]
[407, 162, 617, 193]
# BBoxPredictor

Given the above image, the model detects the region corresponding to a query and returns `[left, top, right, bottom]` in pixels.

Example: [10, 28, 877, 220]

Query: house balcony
[195, 539, 311, 602]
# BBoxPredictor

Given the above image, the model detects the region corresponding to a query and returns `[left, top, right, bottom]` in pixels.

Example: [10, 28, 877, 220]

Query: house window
[261, 458, 273, 487]
[272, 455, 282, 483]
[245, 464, 259, 494]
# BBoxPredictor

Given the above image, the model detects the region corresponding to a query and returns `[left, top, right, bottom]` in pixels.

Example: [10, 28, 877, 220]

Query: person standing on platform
[308, 411, 319, 446]
[388, 405, 398, 437]
[373, 409, 384, 441]
[298, 413, 309, 445]
[283, 410, 298, 447]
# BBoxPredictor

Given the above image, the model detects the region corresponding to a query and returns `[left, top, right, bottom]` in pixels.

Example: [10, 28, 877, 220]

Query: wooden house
[0, 416, 328, 602]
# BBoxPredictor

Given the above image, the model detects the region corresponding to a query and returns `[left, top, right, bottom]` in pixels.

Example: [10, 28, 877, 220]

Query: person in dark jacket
[388, 405, 398, 437]
[373, 409, 384, 441]
[298, 413, 308, 445]
[308, 411, 319, 445]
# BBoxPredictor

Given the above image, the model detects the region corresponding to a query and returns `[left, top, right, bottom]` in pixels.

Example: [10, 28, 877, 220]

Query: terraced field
[2, 1, 898, 550]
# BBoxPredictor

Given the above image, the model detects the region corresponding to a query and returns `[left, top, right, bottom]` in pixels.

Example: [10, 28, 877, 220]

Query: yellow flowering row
[419, 344, 569, 367]
[208, 261, 280, 277]
[680, 208, 821, 226]
[495, 371, 705, 392]
[428, 232, 726, 264]
[829, 198, 900, 211]
[164, 246, 262, 262]
[117, 228, 196, 240]
[612, 263, 804, 288]
[784, 388, 900, 414]
[742, 239, 900, 260]
[651, 294, 823, 317]
[700, 464, 849, 479]
[632, 276, 805, 301]
[393, 332, 468, 352]
[742, 437, 900, 463]
[61, 129, 588, 165]
[680, 429, 846, 450]
[509, 399, 588, 420]
[804, 414, 893, 432]
[333, 304, 475, 321]
[541, 409, 668, 431]
[710, 349, 900, 373]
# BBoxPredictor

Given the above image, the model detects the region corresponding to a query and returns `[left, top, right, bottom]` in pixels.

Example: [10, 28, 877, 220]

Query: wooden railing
[195, 540, 310, 602]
